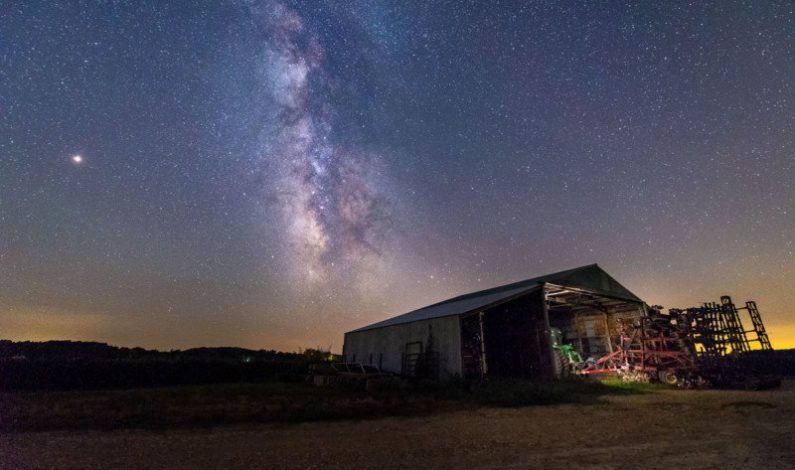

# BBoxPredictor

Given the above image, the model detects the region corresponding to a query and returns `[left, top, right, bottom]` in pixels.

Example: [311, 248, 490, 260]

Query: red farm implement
[581, 296, 779, 389]
[581, 313, 695, 385]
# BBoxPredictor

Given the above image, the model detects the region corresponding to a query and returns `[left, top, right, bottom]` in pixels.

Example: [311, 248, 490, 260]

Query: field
[2, 380, 794, 469]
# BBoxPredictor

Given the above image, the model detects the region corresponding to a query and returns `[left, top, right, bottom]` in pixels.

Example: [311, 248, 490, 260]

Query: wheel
[552, 349, 570, 378]
[658, 369, 679, 386]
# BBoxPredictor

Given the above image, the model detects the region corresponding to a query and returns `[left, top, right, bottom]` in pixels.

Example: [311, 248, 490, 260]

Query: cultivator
[580, 296, 778, 389]
[688, 296, 773, 356]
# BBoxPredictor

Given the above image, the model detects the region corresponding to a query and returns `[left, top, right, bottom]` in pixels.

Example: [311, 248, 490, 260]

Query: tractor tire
[552, 349, 570, 378]
[658, 369, 679, 386]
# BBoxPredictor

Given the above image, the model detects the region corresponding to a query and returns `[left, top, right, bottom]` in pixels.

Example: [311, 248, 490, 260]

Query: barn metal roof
[348, 264, 642, 333]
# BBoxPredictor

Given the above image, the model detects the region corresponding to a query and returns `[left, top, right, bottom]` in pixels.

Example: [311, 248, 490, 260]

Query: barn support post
[541, 283, 556, 380]
[602, 312, 614, 354]
[575, 313, 585, 354]
[478, 311, 488, 380]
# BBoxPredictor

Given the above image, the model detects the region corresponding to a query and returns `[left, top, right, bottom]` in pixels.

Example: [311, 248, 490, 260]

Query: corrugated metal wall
[343, 316, 462, 377]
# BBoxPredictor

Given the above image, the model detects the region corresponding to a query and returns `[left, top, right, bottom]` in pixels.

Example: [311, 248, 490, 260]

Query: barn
[343, 264, 647, 381]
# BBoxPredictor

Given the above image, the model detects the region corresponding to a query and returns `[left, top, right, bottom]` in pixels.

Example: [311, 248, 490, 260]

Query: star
[71, 154, 83, 164]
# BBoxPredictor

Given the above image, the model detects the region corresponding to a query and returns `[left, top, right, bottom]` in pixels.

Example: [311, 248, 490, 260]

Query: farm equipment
[550, 327, 585, 376]
[581, 296, 779, 389]
[308, 362, 399, 390]
[580, 313, 696, 385]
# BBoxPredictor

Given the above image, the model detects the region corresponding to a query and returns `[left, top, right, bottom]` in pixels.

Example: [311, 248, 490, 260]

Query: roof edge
[348, 284, 543, 334]
[346, 263, 644, 334]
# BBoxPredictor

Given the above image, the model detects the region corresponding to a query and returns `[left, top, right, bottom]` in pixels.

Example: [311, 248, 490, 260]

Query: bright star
[71, 155, 83, 164]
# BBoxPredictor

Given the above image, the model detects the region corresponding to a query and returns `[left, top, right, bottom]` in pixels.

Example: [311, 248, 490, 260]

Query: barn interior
[545, 282, 645, 360]
[460, 289, 547, 380]
[460, 283, 644, 381]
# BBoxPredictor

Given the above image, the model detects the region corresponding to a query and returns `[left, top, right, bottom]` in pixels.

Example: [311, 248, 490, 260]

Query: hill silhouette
[0, 340, 337, 390]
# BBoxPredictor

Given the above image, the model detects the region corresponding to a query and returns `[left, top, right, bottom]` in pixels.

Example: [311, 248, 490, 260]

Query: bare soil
[2, 382, 794, 469]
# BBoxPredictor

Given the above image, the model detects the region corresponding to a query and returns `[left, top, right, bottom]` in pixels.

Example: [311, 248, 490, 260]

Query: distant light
[71, 154, 83, 164]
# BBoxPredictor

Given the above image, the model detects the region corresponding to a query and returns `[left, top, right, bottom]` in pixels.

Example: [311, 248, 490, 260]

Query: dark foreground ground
[2, 380, 794, 469]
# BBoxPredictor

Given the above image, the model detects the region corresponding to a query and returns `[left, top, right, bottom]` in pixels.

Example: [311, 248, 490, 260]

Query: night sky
[2, 1, 794, 351]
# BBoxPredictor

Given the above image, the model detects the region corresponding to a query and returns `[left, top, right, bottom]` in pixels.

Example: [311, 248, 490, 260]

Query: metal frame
[581, 296, 775, 384]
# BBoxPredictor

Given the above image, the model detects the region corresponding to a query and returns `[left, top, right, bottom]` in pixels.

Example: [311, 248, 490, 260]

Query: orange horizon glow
[3, 291, 794, 353]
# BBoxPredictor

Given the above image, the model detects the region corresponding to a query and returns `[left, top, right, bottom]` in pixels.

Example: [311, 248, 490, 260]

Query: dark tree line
[0, 340, 340, 390]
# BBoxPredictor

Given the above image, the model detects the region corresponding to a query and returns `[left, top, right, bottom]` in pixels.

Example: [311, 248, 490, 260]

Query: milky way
[255, 2, 390, 283]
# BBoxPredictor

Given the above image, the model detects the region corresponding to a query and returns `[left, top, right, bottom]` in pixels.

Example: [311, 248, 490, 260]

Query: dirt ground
[2, 382, 794, 470]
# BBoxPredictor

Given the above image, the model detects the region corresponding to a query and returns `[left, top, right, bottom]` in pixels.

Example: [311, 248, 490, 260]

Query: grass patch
[0, 378, 648, 433]
[597, 377, 675, 392]
[472, 379, 628, 407]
